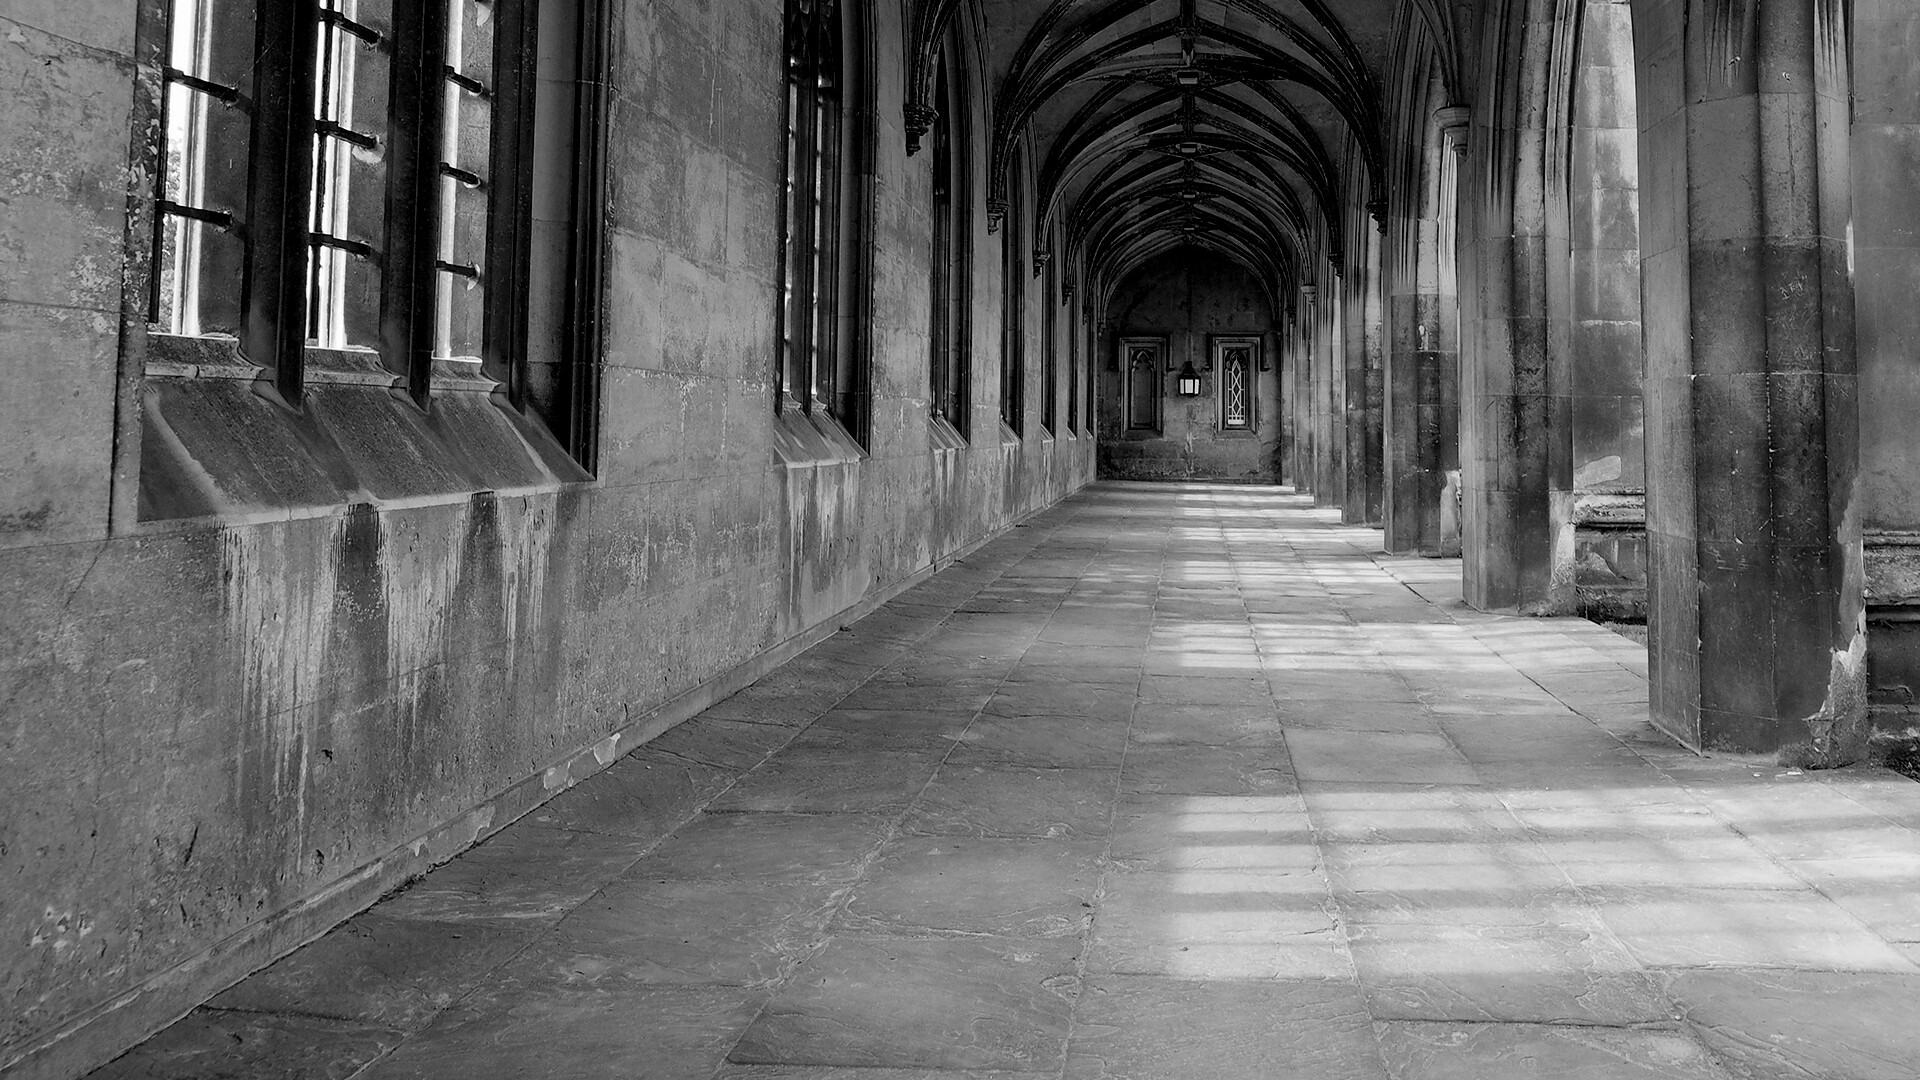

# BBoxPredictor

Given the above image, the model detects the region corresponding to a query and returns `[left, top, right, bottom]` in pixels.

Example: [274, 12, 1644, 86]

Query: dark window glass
[929, 42, 968, 434]
[778, 0, 844, 418]
[1001, 154, 1023, 434]
[1042, 248, 1058, 437]
[1127, 346, 1158, 431]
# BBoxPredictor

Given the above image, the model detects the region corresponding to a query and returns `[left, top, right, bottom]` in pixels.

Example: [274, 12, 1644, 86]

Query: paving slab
[840, 836, 1104, 938]
[1346, 915, 1671, 1025]
[709, 748, 943, 813]
[371, 825, 653, 927]
[1089, 868, 1348, 979]
[1117, 744, 1297, 796]
[1375, 1022, 1734, 1080]
[1665, 968, 1920, 1080]
[1284, 729, 1479, 785]
[730, 935, 1081, 1072]
[949, 713, 1131, 767]
[545, 877, 843, 987]
[205, 914, 534, 1030]
[84, 1010, 403, 1080]
[1064, 977, 1386, 1080]
[903, 763, 1118, 838]
[356, 981, 760, 1080]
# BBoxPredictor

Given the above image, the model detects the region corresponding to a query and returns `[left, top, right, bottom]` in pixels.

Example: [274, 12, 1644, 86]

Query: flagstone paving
[88, 483, 1920, 1080]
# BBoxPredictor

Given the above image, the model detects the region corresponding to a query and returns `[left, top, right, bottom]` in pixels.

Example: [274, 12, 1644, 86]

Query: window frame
[1120, 335, 1164, 433]
[1080, 303, 1094, 437]
[1213, 334, 1260, 432]
[928, 33, 971, 437]
[1000, 151, 1024, 436]
[1041, 246, 1058, 438]
[776, 0, 844, 420]
[136, 0, 608, 467]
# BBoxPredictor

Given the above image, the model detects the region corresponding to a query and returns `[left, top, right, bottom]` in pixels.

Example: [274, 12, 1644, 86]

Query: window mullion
[481, 0, 537, 397]
[244, 0, 321, 404]
[381, 0, 454, 404]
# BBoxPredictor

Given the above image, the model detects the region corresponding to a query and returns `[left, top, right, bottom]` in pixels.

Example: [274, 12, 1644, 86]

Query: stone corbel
[1033, 249, 1051, 278]
[986, 198, 1007, 234]
[1435, 105, 1471, 157]
[904, 102, 938, 156]
[1367, 197, 1388, 232]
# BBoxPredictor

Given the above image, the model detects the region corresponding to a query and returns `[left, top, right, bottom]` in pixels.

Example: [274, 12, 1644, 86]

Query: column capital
[1434, 105, 1471, 156]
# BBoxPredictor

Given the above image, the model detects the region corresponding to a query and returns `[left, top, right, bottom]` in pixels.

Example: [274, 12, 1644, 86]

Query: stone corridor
[90, 484, 1920, 1080]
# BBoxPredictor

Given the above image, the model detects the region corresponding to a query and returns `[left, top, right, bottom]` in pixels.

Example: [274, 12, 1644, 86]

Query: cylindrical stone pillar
[1344, 224, 1386, 526]
[1634, 0, 1864, 760]
[1384, 109, 1466, 556]
[1459, 0, 1579, 616]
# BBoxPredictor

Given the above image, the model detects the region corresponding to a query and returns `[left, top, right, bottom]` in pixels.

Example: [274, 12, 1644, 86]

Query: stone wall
[1095, 248, 1280, 483]
[0, 2, 1093, 1076]
[1854, 0, 1920, 735]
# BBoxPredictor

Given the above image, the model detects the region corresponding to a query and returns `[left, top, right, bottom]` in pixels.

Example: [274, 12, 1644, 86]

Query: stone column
[1279, 310, 1297, 486]
[1459, 0, 1578, 616]
[1297, 282, 1313, 491]
[1569, 0, 1647, 621]
[1322, 268, 1347, 507]
[1853, 1, 1920, 731]
[1345, 226, 1386, 525]
[1635, 0, 1863, 760]
[1383, 111, 1464, 555]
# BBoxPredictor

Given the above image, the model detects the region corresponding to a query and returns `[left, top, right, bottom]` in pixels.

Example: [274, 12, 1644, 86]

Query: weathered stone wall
[0, 2, 1092, 1076]
[1854, 0, 1920, 733]
[1096, 248, 1280, 483]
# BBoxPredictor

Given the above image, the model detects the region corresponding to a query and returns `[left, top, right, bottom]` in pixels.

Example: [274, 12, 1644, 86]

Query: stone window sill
[134, 334, 591, 527]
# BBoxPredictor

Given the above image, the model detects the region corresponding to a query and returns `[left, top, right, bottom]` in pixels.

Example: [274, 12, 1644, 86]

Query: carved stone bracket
[1032, 249, 1051, 278]
[985, 198, 1007, 234]
[904, 102, 938, 156]
[1367, 197, 1388, 231]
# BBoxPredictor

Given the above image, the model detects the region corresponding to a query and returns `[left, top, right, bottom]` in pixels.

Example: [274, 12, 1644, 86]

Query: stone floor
[89, 483, 1920, 1080]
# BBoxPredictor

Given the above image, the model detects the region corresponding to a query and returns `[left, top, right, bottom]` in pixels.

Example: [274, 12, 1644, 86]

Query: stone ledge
[771, 408, 865, 469]
[135, 368, 590, 526]
[1574, 490, 1646, 527]
[1865, 535, 1920, 606]
[927, 414, 969, 453]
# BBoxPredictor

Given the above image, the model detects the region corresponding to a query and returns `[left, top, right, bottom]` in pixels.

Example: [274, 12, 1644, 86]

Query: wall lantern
[1176, 361, 1202, 396]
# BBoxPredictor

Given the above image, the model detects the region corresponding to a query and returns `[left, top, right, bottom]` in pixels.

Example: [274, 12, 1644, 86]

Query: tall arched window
[929, 38, 970, 434]
[1042, 238, 1058, 437]
[1000, 151, 1025, 434]
[1064, 270, 1079, 435]
[778, 0, 848, 422]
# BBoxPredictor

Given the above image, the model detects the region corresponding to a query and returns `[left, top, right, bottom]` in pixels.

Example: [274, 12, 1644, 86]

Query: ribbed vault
[909, 0, 1401, 310]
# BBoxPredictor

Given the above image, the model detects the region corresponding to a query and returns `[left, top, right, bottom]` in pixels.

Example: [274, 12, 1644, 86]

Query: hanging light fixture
[1177, 361, 1202, 396]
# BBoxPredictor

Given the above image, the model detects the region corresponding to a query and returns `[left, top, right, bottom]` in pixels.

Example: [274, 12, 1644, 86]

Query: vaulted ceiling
[943, 0, 1403, 302]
